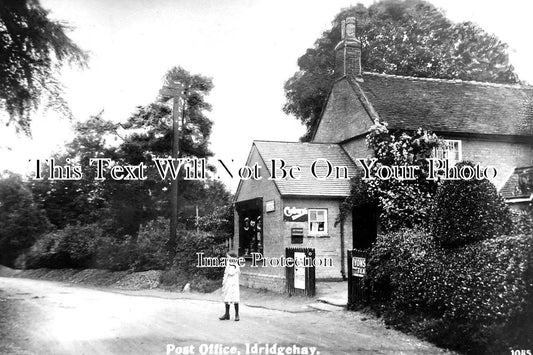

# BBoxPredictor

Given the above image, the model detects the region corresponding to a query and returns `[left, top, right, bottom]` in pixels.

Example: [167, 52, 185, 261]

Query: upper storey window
[433, 139, 462, 165]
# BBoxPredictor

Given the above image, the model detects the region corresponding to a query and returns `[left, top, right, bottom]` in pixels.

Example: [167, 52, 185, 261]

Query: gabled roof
[253, 140, 356, 198]
[313, 72, 533, 140]
[361, 73, 533, 136]
[500, 166, 533, 201]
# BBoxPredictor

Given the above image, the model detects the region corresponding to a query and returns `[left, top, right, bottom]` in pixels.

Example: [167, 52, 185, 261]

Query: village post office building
[232, 17, 533, 293]
[234, 141, 360, 292]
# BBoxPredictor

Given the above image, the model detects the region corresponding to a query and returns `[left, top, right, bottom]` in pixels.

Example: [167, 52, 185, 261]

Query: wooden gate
[347, 249, 368, 310]
[285, 247, 316, 297]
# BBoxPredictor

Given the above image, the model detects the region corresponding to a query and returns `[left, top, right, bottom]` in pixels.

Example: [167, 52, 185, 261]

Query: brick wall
[281, 197, 353, 280]
[240, 263, 285, 293]
[236, 195, 353, 292]
[238, 195, 354, 281]
[234, 146, 286, 290]
[234, 146, 353, 292]
[235, 145, 281, 265]
[335, 41, 362, 79]
[341, 135, 533, 190]
[459, 138, 533, 189]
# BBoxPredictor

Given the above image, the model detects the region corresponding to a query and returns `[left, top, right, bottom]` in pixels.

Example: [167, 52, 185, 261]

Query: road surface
[0, 277, 447, 355]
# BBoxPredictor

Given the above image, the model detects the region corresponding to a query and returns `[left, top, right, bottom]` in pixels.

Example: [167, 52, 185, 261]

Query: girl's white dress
[222, 262, 240, 303]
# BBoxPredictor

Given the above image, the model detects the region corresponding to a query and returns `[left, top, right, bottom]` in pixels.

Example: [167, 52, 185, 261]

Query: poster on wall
[294, 252, 306, 290]
[265, 200, 275, 212]
[352, 257, 366, 277]
[283, 207, 308, 222]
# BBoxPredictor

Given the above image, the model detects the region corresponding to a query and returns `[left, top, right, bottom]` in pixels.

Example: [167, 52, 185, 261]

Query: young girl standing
[219, 251, 240, 321]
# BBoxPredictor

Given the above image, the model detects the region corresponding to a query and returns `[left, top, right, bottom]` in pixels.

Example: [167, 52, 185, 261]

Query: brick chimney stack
[335, 17, 362, 80]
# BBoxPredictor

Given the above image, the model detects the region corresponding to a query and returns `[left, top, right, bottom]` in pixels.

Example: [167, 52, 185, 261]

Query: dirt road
[0, 277, 447, 355]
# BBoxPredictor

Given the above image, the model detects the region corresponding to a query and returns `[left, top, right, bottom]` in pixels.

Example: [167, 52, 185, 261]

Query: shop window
[433, 139, 462, 166]
[308, 209, 327, 235]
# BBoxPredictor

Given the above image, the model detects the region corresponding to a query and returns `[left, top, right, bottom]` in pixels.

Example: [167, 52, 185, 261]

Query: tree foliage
[112, 66, 228, 231]
[284, 0, 519, 141]
[0, 171, 51, 266]
[29, 66, 231, 239]
[124, 66, 214, 158]
[0, 0, 87, 134]
[28, 115, 116, 230]
[25, 223, 101, 269]
[4, 65, 232, 270]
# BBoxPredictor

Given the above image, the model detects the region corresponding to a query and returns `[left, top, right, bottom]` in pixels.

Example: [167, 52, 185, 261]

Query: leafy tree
[29, 67, 231, 238]
[122, 66, 218, 252]
[124, 66, 214, 158]
[28, 114, 115, 230]
[0, 171, 51, 266]
[284, 0, 519, 141]
[19, 65, 231, 271]
[0, 0, 87, 134]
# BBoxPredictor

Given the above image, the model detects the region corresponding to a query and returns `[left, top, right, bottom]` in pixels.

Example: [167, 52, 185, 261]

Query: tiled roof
[500, 166, 533, 200]
[253, 141, 356, 197]
[346, 73, 533, 137]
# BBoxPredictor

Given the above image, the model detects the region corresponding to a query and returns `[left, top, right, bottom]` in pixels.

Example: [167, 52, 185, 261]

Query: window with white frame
[308, 209, 327, 235]
[433, 139, 462, 165]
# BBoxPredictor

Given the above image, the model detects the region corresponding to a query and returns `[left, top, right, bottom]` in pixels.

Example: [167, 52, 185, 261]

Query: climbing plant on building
[339, 121, 440, 233]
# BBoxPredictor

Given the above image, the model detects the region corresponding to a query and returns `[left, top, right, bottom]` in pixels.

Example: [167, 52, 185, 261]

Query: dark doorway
[352, 204, 377, 249]
[235, 198, 263, 257]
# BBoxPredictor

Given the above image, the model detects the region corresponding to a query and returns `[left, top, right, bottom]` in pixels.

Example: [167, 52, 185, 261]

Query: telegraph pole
[159, 81, 184, 259]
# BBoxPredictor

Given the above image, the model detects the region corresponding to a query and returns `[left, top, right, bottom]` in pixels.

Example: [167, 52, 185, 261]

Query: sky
[1, 0, 533, 192]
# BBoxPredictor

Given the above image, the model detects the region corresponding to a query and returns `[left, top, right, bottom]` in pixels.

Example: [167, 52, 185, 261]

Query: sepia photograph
[0, 0, 532, 354]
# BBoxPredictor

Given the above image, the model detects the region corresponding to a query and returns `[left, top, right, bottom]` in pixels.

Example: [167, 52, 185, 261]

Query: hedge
[430, 162, 512, 248]
[365, 228, 533, 354]
[24, 217, 227, 282]
[132, 217, 226, 280]
[24, 223, 101, 269]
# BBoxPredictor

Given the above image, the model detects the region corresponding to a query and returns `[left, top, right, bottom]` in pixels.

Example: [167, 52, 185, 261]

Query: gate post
[286, 248, 295, 294]
[305, 248, 316, 297]
[347, 249, 367, 310]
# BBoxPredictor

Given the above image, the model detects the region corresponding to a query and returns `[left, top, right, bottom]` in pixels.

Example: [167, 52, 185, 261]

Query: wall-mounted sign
[294, 252, 306, 289]
[265, 200, 275, 212]
[283, 207, 308, 222]
[352, 257, 366, 277]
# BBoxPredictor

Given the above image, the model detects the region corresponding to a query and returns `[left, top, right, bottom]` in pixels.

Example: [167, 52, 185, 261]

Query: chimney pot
[335, 17, 362, 80]
[345, 17, 356, 39]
